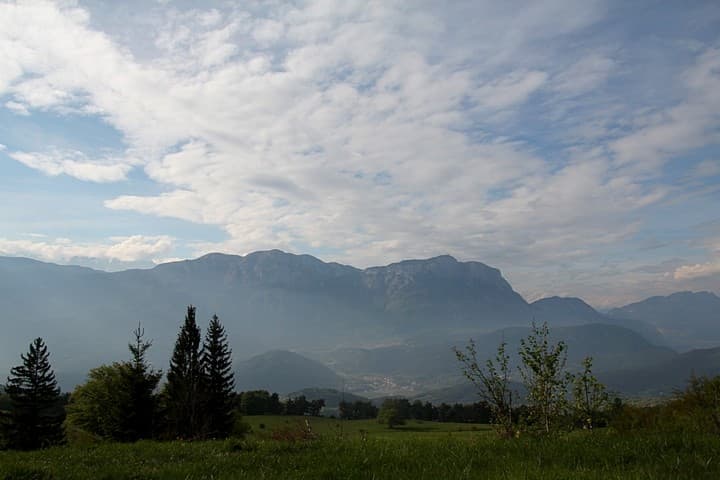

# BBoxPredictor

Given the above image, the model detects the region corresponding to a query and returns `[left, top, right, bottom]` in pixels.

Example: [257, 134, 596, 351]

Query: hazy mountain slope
[531, 297, 665, 345]
[608, 291, 720, 350]
[415, 345, 720, 404]
[0, 252, 708, 393]
[599, 347, 720, 396]
[234, 350, 343, 394]
[0, 251, 533, 388]
[319, 323, 676, 398]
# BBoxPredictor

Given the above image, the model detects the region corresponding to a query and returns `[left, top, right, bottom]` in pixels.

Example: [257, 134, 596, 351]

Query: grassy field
[1, 418, 719, 479]
[244, 415, 492, 440]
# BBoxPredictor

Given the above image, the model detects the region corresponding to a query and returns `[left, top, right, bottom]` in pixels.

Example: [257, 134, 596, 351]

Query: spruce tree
[165, 306, 205, 439]
[4, 338, 65, 450]
[201, 314, 235, 438]
[123, 323, 162, 440]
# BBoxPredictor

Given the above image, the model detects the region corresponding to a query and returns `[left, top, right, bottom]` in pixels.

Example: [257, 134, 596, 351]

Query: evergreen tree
[165, 306, 205, 439]
[4, 338, 65, 450]
[201, 314, 235, 438]
[123, 323, 162, 440]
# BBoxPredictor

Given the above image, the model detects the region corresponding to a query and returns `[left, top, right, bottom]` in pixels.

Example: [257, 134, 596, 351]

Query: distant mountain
[413, 346, 720, 404]
[319, 323, 676, 398]
[234, 350, 343, 394]
[413, 381, 527, 405]
[0, 252, 711, 393]
[599, 347, 720, 396]
[609, 291, 720, 350]
[0, 251, 534, 388]
[530, 297, 666, 345]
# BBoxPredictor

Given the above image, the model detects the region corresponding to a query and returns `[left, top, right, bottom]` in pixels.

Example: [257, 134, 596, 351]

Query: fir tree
[201, 314, 235, 438]
[4, 338, 65, 450]
[123, 323, 162, 440]
[165, 306, 205, 439]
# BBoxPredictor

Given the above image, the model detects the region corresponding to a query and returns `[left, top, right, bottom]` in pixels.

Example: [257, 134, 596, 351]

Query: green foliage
[518, 322, 571, 434]
[67, 363, 133, 440]
[67, 325, 161, 442]
[673, 375, 720, 434]
[238, 390, 283, 415]
[613, 375, 720, 435]
[3, 338, 65, 450]
[164, 305, 205, 439]
[454, 339, 515, 437]
[377, 399, 407, 428]
[201, 315, 235, 439]
[572, 357, 609, 429]
[339, 400, 378, 420]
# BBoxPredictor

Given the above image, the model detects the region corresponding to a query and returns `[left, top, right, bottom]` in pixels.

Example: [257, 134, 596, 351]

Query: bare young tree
[454, 339, 515, 438]
[572, 356, 608, 430]
[518, 322, 570, 434]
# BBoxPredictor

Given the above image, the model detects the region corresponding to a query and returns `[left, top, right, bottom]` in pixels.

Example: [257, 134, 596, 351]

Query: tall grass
[1, 429, 719, 479]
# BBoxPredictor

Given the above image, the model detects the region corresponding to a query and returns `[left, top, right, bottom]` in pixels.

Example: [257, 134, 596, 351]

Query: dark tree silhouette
[124, 323, 162, 439]
[201, 314, 235, 438]
[4, 338, 65, 450]
[165, 306, 205, 439]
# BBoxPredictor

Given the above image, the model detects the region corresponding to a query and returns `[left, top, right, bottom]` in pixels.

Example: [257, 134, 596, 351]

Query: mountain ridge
[0, 251, 716, 392]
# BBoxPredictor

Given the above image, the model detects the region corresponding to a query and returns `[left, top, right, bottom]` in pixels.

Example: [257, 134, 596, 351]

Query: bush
[231, 417, 252, 438]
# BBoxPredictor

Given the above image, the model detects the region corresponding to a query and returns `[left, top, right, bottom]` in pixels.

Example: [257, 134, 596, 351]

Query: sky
[0, 0, 719, 308]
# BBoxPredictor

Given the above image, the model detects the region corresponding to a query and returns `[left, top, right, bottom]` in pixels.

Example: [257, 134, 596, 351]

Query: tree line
[0, 305, 235, 450]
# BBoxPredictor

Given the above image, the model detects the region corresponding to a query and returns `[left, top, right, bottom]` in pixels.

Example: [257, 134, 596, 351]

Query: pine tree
[201, 314, 235, 438]
[4, 338, 65, 450]
[165, 306, 205, 439]
[123, 323, 162, 440]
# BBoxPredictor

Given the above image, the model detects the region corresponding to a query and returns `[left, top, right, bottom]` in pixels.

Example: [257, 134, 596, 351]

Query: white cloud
[0, 235, 174, 264]
[9, 150, 133, 183]
[4, 100, 30, 115]
[674, 262, 720, 280]
[611, 49, 720, 171]
[474, 70, 548, 110]
[552, 53, 615, 96]
[0, 0, 718, 305]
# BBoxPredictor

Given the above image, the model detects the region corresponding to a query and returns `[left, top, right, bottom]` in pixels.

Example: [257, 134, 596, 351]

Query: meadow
[1, 416, 719, 479]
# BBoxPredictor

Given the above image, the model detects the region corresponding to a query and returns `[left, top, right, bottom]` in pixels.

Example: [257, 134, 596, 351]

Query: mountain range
[0, 251, 718, 399]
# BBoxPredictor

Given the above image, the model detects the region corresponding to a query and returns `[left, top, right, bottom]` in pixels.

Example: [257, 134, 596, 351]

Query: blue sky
[1, 0, 719, 307]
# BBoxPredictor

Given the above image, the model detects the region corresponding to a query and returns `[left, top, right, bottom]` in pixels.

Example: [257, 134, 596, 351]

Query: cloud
[0, 0, 719, 306]
[9, 150, 133, 183]
[674, 262, 720, 280]
[4, 100, 30, 115]
[552, 53, 615, 96]
[474, 70, 548, 110]
[692, 159, 720, 178]
[0, 235, 174, 264]
[610, 49, 720, 171]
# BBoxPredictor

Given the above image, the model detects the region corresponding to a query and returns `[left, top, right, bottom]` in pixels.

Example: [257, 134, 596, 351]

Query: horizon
[1, 1, 719, 308]
[1, 249, 717, 310]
